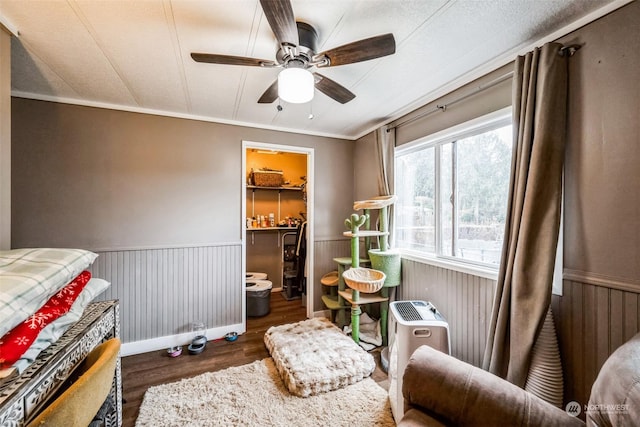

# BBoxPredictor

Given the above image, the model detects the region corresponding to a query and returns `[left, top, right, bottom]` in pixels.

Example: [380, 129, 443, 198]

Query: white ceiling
[0, 0, 624, 140]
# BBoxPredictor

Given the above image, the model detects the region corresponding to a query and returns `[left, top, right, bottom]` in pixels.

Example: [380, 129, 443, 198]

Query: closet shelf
[247, 185, 302, 191]
[247, 227, 298, 231]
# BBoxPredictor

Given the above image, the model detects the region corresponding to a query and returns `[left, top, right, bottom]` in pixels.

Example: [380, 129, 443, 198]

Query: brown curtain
[375, 125, 395, 245]
[482, 42, 568, 387]
[375, 125, 394, 197]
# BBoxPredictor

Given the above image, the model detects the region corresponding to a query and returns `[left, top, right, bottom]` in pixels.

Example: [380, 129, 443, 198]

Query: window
[395, 108, 512, 268]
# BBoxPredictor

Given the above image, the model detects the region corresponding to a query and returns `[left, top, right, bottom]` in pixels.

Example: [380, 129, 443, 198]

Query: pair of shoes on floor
[188, 335, 207, 354]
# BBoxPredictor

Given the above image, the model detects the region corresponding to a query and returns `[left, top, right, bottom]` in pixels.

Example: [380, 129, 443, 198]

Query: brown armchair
[399, 331, 640, 426]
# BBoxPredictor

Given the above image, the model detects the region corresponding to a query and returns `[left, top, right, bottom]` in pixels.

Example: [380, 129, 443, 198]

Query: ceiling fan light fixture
[278, 68, 314, 103]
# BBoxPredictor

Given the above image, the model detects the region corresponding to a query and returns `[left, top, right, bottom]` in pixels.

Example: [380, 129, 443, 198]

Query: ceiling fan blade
[259, 0, 299, 48]
[315, 33, 396, 67]
[191, 53, 275, 67]
[258, 80, 279, 104]
[314, 73, 355, 104]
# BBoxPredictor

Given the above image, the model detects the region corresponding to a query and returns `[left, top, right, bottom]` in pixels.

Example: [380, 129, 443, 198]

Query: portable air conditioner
[388, 300, 451, 422]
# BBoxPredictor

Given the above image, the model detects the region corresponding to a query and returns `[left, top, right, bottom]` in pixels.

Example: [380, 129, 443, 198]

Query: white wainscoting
[89, 244, 243, 349]
[87, 241, 511, 365]
[398, 258, 497, 367]
[396, 258, 640, 410]
[312, 238, 351, 315]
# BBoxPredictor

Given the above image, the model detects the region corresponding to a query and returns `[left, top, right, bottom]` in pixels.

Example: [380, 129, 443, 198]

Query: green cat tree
[341, 213, 386, 343]
[356, 196, 401, 346]
[336, 195, 401, 345]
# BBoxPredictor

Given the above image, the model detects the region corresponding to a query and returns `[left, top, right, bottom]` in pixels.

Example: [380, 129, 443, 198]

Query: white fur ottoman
[264, 317, 376, 397]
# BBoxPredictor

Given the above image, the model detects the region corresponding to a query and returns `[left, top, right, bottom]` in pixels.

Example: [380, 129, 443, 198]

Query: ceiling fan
[190, 0, 396, 105]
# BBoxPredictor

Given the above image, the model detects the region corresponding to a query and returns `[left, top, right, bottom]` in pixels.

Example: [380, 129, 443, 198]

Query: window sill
[399, 250, 499, 281]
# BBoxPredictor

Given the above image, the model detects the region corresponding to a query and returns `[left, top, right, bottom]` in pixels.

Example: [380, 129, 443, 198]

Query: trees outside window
[395, 110, 512, 267]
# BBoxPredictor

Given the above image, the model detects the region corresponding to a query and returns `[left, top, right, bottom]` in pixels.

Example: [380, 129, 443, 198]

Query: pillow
[0, 248, 98, 337]
[10, 277, 111, 374]
[0, 271, 92, 369]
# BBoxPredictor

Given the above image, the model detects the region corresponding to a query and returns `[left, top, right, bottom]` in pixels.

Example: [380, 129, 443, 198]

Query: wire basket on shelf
[251, 169, 284, 187]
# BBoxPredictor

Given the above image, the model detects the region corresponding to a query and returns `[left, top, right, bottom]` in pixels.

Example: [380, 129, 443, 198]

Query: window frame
[394, 107, 513, 279]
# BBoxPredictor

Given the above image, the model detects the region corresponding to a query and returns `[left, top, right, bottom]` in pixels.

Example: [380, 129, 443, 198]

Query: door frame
[241, 140, 315, 323]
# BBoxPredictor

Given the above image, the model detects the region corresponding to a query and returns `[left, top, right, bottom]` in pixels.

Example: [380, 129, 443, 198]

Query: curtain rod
[388, 71, 514, 131]
[388, 44, 582, 132]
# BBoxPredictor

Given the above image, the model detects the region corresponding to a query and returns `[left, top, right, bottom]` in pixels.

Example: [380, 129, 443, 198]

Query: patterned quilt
[0, 248, 97, 337]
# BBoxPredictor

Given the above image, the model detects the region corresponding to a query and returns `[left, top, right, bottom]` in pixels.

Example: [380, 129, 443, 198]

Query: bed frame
[0, 300, 121, 426]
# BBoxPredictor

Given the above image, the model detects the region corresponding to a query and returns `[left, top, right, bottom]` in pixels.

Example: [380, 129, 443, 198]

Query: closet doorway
[241, 141, 314, 323]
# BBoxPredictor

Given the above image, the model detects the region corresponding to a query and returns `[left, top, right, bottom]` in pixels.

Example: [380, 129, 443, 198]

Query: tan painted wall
[11, 99, 354, 250]
[552, 0, 640, 408]
[353, 131, 379, 202]
[11, 99, 355, 318]
[393, 62, 513, 147]
[559, 2, 640, 284]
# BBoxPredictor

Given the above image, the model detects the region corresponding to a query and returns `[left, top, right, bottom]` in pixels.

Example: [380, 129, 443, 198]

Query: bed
[0, 248, 121, 426]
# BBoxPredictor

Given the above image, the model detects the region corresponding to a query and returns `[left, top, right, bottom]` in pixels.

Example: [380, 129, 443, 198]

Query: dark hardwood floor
[120, 294, 388, 426]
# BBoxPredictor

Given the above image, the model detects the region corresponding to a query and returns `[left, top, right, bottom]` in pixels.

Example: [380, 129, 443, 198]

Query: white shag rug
[135, 358, 394, 427]
[264, 317, 376, 397]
